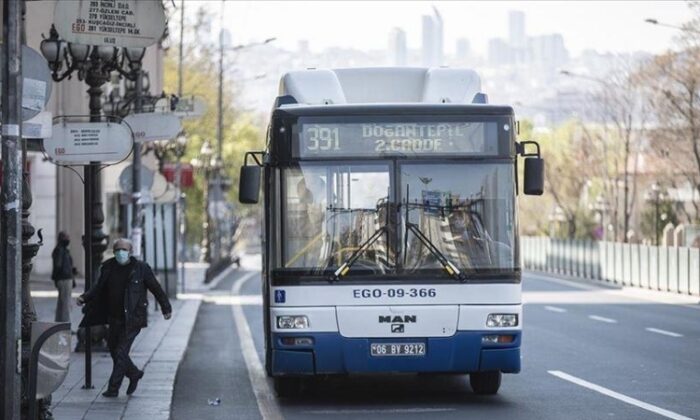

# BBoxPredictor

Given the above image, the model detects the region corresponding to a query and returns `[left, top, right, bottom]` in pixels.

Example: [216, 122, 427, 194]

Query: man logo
[378, 315, 417, 323]
[391, 324, 404, 333]
[274, 290, 286, 303]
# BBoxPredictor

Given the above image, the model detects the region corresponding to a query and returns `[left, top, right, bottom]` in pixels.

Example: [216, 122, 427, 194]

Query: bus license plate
[370, 343, 426, 357]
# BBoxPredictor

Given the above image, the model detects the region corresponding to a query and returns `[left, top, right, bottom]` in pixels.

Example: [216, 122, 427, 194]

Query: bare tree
[641, 5, 700, 223]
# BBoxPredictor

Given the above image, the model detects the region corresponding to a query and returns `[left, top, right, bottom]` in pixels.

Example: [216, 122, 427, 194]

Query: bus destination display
[298, 122, 498, 158]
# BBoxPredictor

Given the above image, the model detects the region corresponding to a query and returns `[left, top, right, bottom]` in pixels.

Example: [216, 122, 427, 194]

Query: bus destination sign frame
[296, 121, 500, 158]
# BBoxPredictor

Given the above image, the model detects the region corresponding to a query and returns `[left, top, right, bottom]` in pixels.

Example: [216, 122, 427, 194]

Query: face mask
[115, 250, 130, 265]
[60, 239, 70, 246]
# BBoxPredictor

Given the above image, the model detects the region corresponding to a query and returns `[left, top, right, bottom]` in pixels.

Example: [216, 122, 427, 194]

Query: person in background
[77, 238, 172, 398]
[51, 231, 76, 323]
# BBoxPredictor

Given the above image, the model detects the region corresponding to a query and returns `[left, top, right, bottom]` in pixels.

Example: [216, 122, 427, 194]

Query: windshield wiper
[404, 221, 467, 282]
[330, 226, 387, 282]
[402, 184, 466, 282]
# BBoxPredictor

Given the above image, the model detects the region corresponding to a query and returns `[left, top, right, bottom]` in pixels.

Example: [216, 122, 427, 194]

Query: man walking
[51, 231, 76, 323]
[77, 238, 172, 397]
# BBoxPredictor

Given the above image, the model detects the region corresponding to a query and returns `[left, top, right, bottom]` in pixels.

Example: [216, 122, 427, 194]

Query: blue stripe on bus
[271, 331, 521, 375]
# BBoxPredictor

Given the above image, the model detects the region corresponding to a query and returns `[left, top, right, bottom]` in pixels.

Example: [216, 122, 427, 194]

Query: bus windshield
[281, 162, 516, 279]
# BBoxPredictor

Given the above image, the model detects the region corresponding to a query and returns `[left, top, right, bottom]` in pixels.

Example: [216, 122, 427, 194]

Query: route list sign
[44, 122, 133, 164]
[54, 0, 166, 48]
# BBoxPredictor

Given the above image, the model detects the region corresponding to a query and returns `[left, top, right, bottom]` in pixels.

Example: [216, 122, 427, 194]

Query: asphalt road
[171, 257, 700, 419]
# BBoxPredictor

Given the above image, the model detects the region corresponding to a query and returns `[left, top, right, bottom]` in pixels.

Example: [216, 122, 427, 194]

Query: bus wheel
[469, 371, 502, 395]
[274, 377, 303, 398]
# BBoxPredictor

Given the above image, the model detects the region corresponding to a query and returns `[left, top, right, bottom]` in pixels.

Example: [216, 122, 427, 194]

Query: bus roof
[278, 67, 488, 107]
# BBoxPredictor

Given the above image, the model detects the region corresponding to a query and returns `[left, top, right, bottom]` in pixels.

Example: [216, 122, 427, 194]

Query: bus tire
[274, 376, 302, 398]
[469, 371, 501, 395]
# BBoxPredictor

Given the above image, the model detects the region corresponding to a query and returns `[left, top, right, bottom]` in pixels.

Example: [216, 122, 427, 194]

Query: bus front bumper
[271, 331, 521, 376]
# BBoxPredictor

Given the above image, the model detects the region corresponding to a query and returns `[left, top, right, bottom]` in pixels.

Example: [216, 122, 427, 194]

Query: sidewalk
[30, 262, 211, 420]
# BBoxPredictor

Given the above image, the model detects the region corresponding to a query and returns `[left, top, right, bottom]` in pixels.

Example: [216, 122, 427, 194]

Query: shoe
[126, 370, 144, 395]
[102, 389, 118, 398]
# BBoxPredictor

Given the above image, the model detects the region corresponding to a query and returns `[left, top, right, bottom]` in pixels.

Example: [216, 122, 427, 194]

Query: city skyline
[220, 1, 690, 57]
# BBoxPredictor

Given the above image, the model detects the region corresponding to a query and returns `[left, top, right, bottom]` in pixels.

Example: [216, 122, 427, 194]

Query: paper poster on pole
[53, 0, 166, 48]
[44, 122, 133, 164]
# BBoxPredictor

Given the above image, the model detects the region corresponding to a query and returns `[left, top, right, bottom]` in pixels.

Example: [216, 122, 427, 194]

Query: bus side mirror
[239, 165, 261, 204]
[524, 157, 544, 195]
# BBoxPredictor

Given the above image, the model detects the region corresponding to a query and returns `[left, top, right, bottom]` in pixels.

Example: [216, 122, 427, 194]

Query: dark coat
[51, 245, 74, 281]
[79, 257, 172, 329]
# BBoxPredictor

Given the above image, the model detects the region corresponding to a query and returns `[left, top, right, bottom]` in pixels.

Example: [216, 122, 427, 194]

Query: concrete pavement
[29, 263, 208, 420]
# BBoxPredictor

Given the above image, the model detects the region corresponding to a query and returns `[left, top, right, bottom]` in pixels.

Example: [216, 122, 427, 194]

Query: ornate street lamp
[40, 23, 147, 388]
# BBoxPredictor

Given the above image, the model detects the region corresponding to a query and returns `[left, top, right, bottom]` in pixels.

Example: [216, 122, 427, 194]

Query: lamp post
[590, 194, 610, 241]
[213, 29, 275, 263]
[644, 18, 700, 35]
[192, 142, 214, 262]
[40, 24, 146, 388]
[648, 183, 666, 246]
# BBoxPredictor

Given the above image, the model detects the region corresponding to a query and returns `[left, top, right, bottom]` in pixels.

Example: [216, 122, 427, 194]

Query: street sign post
[44, 121, 133, 164]
[155, 96, 207, 119]
[124, 113, 181, 143]
[53, 0, 167, 49]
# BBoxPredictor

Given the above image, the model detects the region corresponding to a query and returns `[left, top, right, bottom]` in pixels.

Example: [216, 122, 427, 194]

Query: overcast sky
[208, 1, 693, 56]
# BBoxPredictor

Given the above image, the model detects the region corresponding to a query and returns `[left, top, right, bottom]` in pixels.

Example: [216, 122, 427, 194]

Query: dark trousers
[107, 321, 141, 390]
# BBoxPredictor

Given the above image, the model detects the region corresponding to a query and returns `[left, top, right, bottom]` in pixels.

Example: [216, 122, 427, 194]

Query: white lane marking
[207, 264, 238, 290]
[548, 370, 694, 420]
[307, 408, 455, 415]
[177, 293, 263, 305]
[544, 305, 567, 313]
[645, 327, 683, 338]
[231, 271, 283, 420]
[588, 315, 617, 324]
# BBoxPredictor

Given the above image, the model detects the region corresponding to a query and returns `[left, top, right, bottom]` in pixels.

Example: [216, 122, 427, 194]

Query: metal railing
[521, 236, 700, 296]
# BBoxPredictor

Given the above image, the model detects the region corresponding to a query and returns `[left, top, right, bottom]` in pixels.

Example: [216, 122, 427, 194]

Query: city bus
[239, 68, 544, 397]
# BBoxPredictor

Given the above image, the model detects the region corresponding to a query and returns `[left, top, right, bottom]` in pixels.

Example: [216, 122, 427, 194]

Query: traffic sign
[0, 45, 52, 121]
[53, 0, 166, 49]
[118, 164, 155, 193]
[44, 121, 132, 164]
[155, 96, 207, 119]
[124, 113, 181, 143]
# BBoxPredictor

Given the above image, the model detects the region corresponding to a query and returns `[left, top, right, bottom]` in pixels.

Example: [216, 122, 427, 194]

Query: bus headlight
[486, 314, 518, 328]
[277, 315, 309, 329]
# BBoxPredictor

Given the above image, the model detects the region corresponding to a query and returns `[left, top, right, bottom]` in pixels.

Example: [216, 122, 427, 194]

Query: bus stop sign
[53, 0, 166, 48]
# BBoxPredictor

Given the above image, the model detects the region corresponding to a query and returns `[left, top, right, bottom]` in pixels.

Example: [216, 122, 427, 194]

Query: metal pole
[82, 164, 93, 389]
[215, 17, 225, 264]
[201, 166, 211, 263]
[655, 194, 660, 246]
[178, 0, 185, 98]
[131, 68, 143, 258]
[152, 204, 159, 312]
[177, 0, 186, 292]
[161, 204, 170, 296]
[0, 0, 23, 415]
[82, 55, 110, 387]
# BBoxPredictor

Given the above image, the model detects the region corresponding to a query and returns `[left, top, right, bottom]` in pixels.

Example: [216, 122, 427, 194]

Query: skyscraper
[422, 7, 444, 67]
[389, 28, 407, 66]
[508, 10, 526, 48]
[456, 38, 471, 60]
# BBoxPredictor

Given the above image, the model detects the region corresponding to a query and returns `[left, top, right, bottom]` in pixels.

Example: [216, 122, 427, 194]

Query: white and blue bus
[239, 68, 544, 396]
